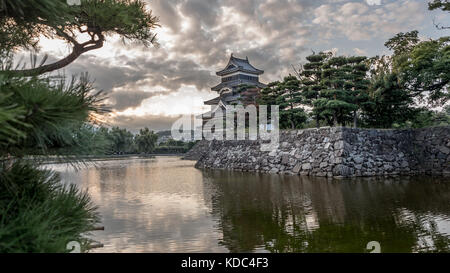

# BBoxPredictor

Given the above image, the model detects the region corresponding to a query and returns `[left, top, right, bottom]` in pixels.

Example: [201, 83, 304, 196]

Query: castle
[201, 54, 266, 124]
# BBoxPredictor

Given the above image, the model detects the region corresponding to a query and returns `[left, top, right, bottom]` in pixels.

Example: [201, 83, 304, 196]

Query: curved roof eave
[216, 55, 264, 76]
[216, 68, 264, 76]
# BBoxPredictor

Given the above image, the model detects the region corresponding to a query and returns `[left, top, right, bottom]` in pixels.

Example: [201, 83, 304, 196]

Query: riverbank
[31, 154, 186, 165]
[193, 126, 450, 177]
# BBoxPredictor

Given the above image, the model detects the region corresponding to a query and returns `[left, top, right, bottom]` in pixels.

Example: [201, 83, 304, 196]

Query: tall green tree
[384, 31, 420, 57]
[259, 81, 281, 106]
[299, 52, 330, 128]
[345, 56, 370, 127]
[108, 126, 135, 154]
[258, 80, 282, 121]
[362, 72, 415, 128]
[318, 56, 358, 126]
[385, 31, 450, 106]
[277, 75, 307, 129]
[135, 127, 158, 154]
[316, 56, 370, 127]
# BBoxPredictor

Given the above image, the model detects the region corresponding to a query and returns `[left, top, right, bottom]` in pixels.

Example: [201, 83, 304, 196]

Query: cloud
[354, 48, 368, 55]
[106, 90, 170, 111]
[107, 114, 184, 133]
[24, 0, 440, 131]
[312, 1, 426, 41]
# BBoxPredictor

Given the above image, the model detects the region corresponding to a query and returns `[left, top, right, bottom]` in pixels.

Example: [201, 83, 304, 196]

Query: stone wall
[194, 127, 450, 177]
[182, 140, 211, 160]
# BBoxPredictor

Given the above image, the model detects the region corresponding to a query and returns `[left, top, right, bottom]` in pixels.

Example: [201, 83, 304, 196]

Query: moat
[48, 156, 450, 253]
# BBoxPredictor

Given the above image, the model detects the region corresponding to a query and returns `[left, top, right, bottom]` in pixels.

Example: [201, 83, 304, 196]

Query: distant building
[201, 54, 266, 124]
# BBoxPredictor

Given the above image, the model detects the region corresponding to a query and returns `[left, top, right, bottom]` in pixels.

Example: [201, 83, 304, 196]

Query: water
[48, 156, 450, 253]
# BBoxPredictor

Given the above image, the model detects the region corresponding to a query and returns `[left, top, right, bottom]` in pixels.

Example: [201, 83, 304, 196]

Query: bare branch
[433, 18, 450, 30]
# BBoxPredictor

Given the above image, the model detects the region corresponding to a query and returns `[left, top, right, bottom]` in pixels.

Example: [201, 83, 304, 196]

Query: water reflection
[203, 171, 450, 253]
[51, 157, 226, 253]
[49, 157, 450, 253]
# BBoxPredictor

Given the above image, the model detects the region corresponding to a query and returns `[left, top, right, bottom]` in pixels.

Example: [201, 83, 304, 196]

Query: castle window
[222, 75, 240, 82]
[238, 74, 258, 82]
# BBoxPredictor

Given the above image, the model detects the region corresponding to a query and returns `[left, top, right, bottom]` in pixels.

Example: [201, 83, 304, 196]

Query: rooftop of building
[216, 54, 264, 76]
[211, 79, 266, 92]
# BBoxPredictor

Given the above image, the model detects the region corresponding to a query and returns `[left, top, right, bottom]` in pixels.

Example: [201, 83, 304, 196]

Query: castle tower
[201, 54, 266, 123]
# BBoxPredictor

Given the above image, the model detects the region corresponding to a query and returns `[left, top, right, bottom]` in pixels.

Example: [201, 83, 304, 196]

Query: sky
[28, 0, 450, 132]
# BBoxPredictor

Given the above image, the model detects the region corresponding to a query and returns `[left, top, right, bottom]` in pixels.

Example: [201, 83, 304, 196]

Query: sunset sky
[24, 0, 449, 131]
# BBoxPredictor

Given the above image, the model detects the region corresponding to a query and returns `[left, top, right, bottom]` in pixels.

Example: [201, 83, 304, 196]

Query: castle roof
[211, 80, 266, 92]
[204, 96, 221, 105]
[216, 54, 264, 76]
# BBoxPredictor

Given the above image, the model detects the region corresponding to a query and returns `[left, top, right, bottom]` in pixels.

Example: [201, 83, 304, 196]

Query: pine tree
[345, 56, 370, 127]
[299, 52, 331, 128]
[0, 0, 159, 76]
[318, 56, 356, 126]
[235, 84, 261, 107]
[0, 0, 159, 252]
[258, 80, 282, 118]
[277, 75, 307, 129]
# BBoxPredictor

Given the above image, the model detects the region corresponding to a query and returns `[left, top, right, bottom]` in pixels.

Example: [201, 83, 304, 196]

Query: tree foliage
[0, 73, 107, 158]
[428, 0, 450, 12]
[0, 0, 159, 75]
[0, 0, 160, 252]
[0, 73, 103, 252]
[259, 77, 307, 129]
[299, 52, 330, 127]
[237, 84, 261, 107]
[277, 75, 307, 129]
[362, 72, 416, 128]
[0, 161, 99, 252]
[317, 56, 369, 127]
[135, 127, 158, 154]
[385, 31, 450, 105]
[401, 37, 449, 104]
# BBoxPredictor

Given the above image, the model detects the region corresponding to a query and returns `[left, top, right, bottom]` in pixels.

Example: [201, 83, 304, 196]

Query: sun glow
[114, 85, 214, 118]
